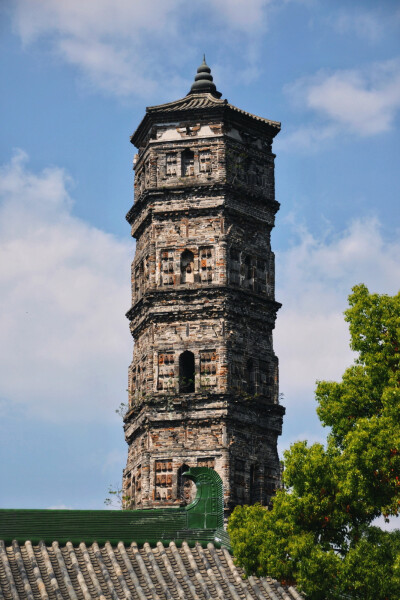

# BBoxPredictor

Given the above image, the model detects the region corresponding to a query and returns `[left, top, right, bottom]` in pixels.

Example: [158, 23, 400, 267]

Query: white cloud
[331, 7, 400, 43]
[209, 0, 274, 33]
[10, 0, 279, 100]
[332, 10, 385, 42]
[0, 151, 132, 422]
[281, 59, 400, 148]
[275, 217, 400, 411]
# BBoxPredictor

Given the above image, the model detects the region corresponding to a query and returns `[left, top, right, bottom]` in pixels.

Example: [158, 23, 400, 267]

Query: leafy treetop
[228, 284, 400, 600]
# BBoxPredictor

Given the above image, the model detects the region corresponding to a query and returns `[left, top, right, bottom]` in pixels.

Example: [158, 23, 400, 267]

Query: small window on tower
[181, 250, 194, 284]
[179, 351, 195, 393]
[166, 153, 177, 176]
[243, 255, 256, 289]
[200, 350, 217, 388]
[199, 150, 211, 173]
[157, 352, 175, 391]
[197, 457, 215, 468]
[155, 459, 174, 501]
[259, 360, 270, 397]
[199, 247, 213, 282]
[160, 250, 174, 286]
[182, 149, 194, 176]
[256, 257, 267, 294]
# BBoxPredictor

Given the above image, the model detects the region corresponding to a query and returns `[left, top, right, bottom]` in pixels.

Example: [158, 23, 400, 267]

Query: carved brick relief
[165, 152, 178, 176]
[157, 352, 175, 391]
[154, 460, 174, 501]
[228, 248, 273, 296]
[199, 246, 214, 282]
[200, 350, 217, 388]
[160, 250, 175, 286]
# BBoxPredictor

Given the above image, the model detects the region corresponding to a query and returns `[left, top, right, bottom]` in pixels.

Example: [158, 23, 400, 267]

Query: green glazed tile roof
[0, 467, 305, 598]
[0, 468, 225, 548]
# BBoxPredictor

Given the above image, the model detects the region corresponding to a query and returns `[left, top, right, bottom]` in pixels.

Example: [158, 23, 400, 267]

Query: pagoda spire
[188, 55, 222, 98]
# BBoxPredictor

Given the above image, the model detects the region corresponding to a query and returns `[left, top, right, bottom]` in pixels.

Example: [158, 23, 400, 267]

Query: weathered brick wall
[123, 105, 284, 514]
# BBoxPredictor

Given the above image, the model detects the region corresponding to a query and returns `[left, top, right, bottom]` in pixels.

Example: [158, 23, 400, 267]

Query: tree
[228, 285, 400, 599]
[104, 483, 132, 509]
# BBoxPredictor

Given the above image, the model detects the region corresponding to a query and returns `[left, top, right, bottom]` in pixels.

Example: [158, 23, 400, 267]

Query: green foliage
[104, 484, 132, 510]
[228, 285, 400, 599]
[115, 401, 129, 418]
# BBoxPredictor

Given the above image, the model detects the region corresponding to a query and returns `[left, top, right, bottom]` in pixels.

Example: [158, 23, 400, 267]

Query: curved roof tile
[0, 539, 304, 600]
[146, 93, 281, 129]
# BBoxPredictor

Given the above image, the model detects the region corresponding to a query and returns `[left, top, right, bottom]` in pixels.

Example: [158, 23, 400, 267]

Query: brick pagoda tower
[123, 58, 285, 514]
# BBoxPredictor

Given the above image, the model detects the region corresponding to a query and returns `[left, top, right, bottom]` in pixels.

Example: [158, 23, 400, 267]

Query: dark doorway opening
[179, 351, 195, 393]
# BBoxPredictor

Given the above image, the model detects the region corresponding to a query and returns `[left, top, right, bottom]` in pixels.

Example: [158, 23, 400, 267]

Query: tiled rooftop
[0, 539, 303, 600]
[146, 93, 281, 129]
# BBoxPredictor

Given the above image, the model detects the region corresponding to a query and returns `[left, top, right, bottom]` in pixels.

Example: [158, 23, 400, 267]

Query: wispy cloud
[332, 10, 384, 42]
[276, 216, 400, 415]
[279, 59, 400, 150]
[0, 150, 131, 422]
[331, 8, 400, 43]
[11, 0, 279, 100]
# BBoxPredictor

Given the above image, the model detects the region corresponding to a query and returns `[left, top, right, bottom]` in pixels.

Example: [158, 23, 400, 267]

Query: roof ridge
[146, 92, 226, 112]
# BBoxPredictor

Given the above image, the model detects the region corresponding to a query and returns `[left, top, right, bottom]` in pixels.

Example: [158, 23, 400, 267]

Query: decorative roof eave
[126, 182, 280, 226]
[131, 92, 281, 148]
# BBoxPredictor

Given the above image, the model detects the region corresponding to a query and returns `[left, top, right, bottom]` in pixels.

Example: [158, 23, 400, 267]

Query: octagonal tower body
[123, 64, 285, 515]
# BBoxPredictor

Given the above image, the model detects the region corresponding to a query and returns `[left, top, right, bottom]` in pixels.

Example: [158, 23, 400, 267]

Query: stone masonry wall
[124, 107, 284, 514]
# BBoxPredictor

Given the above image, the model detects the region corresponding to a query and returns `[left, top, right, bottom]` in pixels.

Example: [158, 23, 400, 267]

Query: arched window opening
[181, 250, 194, 284]
[179, 351, 195, 393]
[182, 149, 195, 176]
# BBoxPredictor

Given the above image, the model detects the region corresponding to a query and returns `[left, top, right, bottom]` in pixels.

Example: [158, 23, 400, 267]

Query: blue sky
[0, 0, 399, 511]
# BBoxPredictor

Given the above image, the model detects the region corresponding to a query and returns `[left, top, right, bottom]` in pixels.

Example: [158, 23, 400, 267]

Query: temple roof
[131, 60, 280, 147]
[146, 93, 281, 128]
[0, 539, 304, 600]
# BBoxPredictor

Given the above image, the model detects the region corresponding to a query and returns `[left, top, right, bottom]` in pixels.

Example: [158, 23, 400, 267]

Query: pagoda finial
[188, 56, 222, 98]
